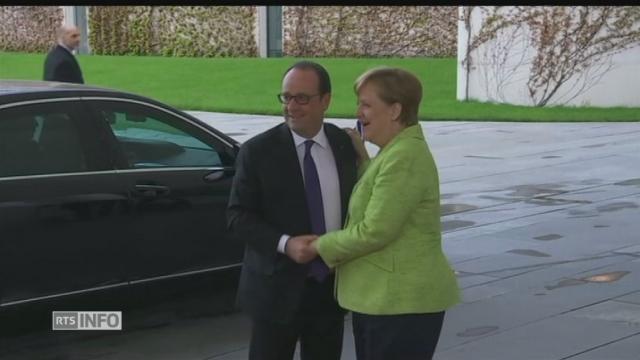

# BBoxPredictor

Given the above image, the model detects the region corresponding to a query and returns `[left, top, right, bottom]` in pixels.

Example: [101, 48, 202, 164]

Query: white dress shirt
[278, 125, 342, 253]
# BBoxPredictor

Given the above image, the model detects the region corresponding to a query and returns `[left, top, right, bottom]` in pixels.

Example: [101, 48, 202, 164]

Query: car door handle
[131, 184, 171, 198]
[204, 169, 228, 182]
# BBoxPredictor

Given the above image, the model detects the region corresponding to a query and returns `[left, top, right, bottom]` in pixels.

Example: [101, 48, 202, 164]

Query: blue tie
[304, 140, 330, 281]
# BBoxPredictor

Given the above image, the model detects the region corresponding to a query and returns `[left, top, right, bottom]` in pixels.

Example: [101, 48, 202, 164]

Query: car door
[0, 99, 129, 307]
[85, 98, 242, 284]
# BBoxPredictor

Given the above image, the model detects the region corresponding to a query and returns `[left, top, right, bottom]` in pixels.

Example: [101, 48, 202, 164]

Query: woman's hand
[285, 234, 318, 264]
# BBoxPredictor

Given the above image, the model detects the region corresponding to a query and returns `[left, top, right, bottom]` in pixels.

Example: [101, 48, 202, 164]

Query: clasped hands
[285, 235, 319, 264]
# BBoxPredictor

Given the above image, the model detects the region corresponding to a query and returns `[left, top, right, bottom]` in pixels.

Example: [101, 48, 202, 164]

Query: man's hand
[285, 235, 318, 264]
[343, 127, 369, 166]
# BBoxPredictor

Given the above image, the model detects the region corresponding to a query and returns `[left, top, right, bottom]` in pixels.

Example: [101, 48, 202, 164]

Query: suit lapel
[277, 123, 310, 227]
[58, 45, 75, 62]
[57, 45, 82, 77]
[325, 125, 350, 225]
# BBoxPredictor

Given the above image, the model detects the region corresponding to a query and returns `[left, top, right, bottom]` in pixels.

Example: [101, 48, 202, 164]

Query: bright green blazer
[317, 124, 460, 315]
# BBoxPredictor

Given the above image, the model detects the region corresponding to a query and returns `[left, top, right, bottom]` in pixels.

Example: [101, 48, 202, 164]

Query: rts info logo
[52, 311, 122, 330]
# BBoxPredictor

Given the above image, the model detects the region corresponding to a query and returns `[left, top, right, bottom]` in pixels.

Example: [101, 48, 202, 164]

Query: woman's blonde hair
[354, 67, 423, 126]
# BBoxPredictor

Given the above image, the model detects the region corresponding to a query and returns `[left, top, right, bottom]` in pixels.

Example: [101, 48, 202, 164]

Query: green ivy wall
[0, 6, 63, 52]
[0, 6, 457, 57]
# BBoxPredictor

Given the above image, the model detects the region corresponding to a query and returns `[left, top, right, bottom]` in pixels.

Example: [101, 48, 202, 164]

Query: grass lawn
[1, 51, 638, 121]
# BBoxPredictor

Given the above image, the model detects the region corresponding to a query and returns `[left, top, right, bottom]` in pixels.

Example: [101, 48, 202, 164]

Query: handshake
[285, 234, 319, 264]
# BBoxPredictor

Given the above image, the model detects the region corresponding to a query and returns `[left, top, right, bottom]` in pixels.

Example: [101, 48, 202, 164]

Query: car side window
[93, 101, 223, 169]
[0, 103, 90, 178]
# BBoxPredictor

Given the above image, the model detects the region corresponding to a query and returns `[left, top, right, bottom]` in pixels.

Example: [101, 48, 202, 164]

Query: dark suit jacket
[43, 45, 84, 84]
[227, 122, 358, 324]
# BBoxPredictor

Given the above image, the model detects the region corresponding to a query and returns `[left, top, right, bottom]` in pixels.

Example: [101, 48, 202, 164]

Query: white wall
[62, 6, 75, 26]
[457, 6, 640, 108]
[456, 7, 469, 102]
[256, 6, 268, 58]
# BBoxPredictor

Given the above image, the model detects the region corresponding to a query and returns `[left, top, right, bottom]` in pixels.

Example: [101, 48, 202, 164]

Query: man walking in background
[43, 24, 84, 84]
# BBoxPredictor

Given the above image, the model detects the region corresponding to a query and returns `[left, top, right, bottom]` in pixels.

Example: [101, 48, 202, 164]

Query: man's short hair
[283, 61, 332, 95]
[56, 25, 78, 40]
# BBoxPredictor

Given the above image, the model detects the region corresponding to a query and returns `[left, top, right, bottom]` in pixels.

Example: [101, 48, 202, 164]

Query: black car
[0, 80, 244, 316]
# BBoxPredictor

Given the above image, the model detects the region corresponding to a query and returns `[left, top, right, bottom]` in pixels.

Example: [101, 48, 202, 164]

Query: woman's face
[356, 83, 402, 148]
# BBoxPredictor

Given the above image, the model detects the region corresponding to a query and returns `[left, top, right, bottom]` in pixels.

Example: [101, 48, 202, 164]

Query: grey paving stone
[613, 245, 640, 256]
[567, 333, 640, 360]
[567, 300, 640, 325]
[437, 258, 640, 351]
[456, 273, 502, 289]
[444, 231, 542, 264]
[614, 291, 640, 305]
[436, 313, 640, 360]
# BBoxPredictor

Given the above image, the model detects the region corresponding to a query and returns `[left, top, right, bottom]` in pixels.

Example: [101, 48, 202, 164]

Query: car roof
[0, 79, 110, 93]
[0, 80, 239, 147]
[0, 79, 146, 102]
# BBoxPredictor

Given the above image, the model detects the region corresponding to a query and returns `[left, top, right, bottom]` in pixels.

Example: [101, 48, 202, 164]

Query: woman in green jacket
[311, 67, 460, 360]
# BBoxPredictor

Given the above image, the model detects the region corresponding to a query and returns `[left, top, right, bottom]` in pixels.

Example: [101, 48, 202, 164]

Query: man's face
[62, 28, 81, 50]
[281, 68, 330, 139]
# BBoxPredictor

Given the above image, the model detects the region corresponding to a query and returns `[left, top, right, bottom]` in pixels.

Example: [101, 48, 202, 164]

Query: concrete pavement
[1, 112, 639, 360]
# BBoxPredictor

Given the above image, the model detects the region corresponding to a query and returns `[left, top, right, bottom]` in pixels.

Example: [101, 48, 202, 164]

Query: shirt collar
[58, 42, 74, 54]
[290, 125, 329, 150]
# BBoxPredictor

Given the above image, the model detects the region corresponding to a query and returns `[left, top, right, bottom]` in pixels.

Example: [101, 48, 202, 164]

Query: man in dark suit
[43, 25, 84, 84]
[227, 61, 358, 360]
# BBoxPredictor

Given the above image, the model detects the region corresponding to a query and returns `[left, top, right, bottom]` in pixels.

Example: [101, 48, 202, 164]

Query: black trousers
[352, 311, 445, 360]
[248, 276, 345, 360]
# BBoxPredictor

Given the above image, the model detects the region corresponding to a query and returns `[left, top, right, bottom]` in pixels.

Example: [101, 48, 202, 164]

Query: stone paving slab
[614, 291, 640, 305]
[567, 333, 640, 360]
[441, 257, 640, 350]
[569, 300, 640, 325]
[442, 192, 640, 243]
[435, 314, 640, 360]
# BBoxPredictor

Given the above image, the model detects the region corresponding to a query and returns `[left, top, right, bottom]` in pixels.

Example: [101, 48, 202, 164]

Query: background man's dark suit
[43, 45, 84, 84]
[227, 122, 357, 359]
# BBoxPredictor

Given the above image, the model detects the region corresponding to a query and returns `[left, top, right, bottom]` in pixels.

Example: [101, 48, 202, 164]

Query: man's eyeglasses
[277, 93, 321, 105]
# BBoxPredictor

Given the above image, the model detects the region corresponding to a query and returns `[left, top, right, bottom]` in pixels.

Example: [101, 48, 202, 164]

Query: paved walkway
[2, 112, 639, 360]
